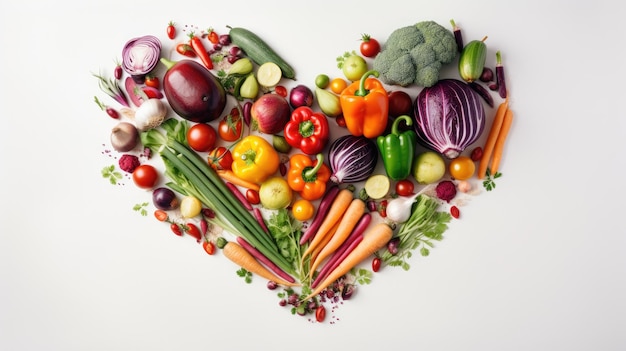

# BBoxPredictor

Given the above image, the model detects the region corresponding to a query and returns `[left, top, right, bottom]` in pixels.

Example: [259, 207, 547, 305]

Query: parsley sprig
[483, 168, 502, 191]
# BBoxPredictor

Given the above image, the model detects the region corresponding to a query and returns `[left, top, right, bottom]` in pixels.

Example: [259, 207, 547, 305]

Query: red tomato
[187, 123, 217, 152]
[154, 210, 168, 222]
[395, 179, 415, 196]
[335, 115, 346, 128]
[208, 147, 233, 171]
[372, 257, 381, 272]
[207, 30, 219, 44]
[274, 85, 288, 97]
[166, 21, 176, 40]
[132, 164, 159, 189]
[246, 189, 260, 205]
[176, 43, 196, 57]
[218, 108, 243, 142]
[360, 34, 381, 58]
[388, 90, 413, 118]
[203, 240, 215, 255]
[315, 305, 326, 323]
[170, 223, 183, 236]
[144, 75, 160, 89]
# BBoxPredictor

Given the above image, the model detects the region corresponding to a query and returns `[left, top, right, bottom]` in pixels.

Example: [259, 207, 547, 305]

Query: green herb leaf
[133, 202, 149, 216]
[101, 165, 122, 185]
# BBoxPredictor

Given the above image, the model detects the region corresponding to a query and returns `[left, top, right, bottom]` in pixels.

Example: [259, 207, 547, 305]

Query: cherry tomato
[203, 240, 215, 255]
[207, 29, 219, 44]
[132, 164, 159, 189]
[360, 34, 381, 58]
[246, 189, 260, 205]
[218, 108, 243, 142]
[176, 43, 196, 57]
[388, 90, 413, 118]
[185, 223, 202, 242]
[395, 179, 415, 197]
[154, 210, 168, 222]
[207, 146, 233, 171]
[170, 223, 183, 236]
[315, 305, 326, 323]
[449, 156, 476, 180]
[372, 257, 381, 272]
[166, 21, 176, 40]
[378, 199, 388, 218]
[335, 115, 347, 128]
[274, 85, 288, 97]
[329, 78, 348, 94]
[144, 75, 160, 89]
[450, 205, 460, 219]
[292, 199, 315, 221]
[187, 123, 217, 152]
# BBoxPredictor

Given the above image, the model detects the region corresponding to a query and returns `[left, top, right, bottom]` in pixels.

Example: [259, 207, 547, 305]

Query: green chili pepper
[376, 115, 417, 181]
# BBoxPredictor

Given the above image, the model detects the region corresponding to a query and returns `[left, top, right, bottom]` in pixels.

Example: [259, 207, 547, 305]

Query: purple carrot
[495, 51, 507, 99]
[469, 82, 494, 108]
[450, 19, 463, 53]
[236, 236, 296, 283]
[299, 185, 340, 245]
[225, 182, 252, 211]
[253, 207, 270, 234]
[311, 213, 371, 288]
[242, 100, 253, 127]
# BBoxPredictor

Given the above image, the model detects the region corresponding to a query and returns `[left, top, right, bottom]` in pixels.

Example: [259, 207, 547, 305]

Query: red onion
[288, 84, 314, 109]
[414, 79, 485, 159]
[121, 35, 162, 84]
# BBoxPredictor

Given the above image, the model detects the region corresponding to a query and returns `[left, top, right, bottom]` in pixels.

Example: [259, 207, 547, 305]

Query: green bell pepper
[376, 115, 417, 181]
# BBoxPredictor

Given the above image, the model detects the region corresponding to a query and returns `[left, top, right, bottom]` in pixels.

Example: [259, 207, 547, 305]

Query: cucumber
[458, 36, 488, 83]
[228, 26, 296, 80]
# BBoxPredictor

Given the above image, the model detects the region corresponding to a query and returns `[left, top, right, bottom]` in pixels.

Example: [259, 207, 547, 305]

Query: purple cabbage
[329, 135, 378, 184]
[413, 79, 486, 159]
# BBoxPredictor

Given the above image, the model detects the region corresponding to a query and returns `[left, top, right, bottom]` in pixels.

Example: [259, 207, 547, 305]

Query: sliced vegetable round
[364, 174, 390, 199]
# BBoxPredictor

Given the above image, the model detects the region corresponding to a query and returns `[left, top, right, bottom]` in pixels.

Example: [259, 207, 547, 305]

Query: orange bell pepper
[287, 153, 331, 201]
[339, 70, 389, 138]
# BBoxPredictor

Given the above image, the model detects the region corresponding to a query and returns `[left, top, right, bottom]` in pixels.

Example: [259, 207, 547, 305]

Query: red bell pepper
[283, 106, 330, 155]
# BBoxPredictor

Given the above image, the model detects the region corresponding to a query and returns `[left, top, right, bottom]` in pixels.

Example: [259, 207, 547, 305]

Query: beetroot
[119, 154, 140, 173]
[435, 180, 457, 203]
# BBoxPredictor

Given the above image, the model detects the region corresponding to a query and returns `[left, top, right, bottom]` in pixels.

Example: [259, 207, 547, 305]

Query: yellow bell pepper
[231, 135, 280, 184]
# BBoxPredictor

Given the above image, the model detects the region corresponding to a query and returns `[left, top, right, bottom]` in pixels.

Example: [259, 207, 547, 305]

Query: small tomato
[449, 156, 476, 180]
[187, 123, 217, 152]
[144, 75, 160, 89]
[329, 77, 348, 94]
[132, 164, 159, 189]
[292, 199, 315, 221]
[395, 179, 415, 196]
[218, 108, 243, 142]
[208, 147, 233, 171]
[359, 34, 381, 58]
[246, 189, 260, 205]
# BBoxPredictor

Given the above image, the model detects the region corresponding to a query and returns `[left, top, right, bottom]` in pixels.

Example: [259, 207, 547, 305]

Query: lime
[256, 62, 282, 88]
[315, 74, 330, 89]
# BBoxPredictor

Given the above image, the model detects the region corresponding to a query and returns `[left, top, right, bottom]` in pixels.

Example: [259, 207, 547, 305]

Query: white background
[1, 1, 625, 350]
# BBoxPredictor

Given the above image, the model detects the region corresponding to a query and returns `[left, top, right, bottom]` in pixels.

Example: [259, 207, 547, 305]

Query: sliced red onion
[414, 79, 485, 159]
[121, 35, 162, 83]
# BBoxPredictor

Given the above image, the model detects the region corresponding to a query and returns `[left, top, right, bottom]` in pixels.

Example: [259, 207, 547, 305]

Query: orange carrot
[489, 107, 514, 174]
[478, 98, 508, 179]
[310, 220, 341, 267]
[219, 238, 299, 287]
[302, 222, 393, 301]
[300, 189, 354, 262]
[216, 169, 260, 192]
[308, 198, 366, 276]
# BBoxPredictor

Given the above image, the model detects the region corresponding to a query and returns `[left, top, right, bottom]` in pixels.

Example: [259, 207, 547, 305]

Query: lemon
[364, 175, 390, 200]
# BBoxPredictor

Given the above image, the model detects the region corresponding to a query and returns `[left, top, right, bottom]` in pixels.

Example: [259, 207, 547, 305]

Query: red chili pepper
[283, 106, 330, 155]
[176, 43, 196, 58]
[185, 223, 202, 242]
[189, 33, 213, 70]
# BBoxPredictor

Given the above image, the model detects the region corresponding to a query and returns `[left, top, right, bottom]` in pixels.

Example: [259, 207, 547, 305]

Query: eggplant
[161, 59, 226, 123]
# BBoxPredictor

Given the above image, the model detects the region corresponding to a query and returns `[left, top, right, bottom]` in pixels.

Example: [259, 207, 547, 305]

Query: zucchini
[228, 26, 296, 80]
[458, 36, 488, 83]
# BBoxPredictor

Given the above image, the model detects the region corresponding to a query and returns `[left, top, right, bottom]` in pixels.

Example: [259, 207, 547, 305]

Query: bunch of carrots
[478, 97, 514, 179]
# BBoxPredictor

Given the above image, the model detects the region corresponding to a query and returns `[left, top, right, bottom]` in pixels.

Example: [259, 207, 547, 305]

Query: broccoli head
[373, 21, 457, 87]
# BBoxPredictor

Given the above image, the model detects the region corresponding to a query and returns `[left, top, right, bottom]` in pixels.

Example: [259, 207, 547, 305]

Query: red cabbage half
[414, 79, 485, 159]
